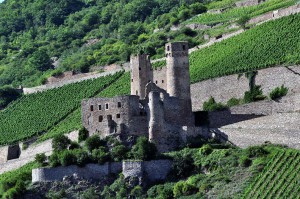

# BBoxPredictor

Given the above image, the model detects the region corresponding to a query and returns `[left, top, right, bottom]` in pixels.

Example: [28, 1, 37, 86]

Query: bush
[92, 148, 109, 164]
[203, 97, 227, 111]
[131, 136, 157, 161]
[239, 155, 252, 167]
[69, 141, 81, 150]
[49, 152, 60, 167]
[243, 85, 265, 103]
[52, 135, 71, 151]
[74, 149, 90, 167]
[78, 127, 89, 142]
[173, 181, 197, 198]
[35, 153, 47, 166]
[269, 85, 288, 100]
[246, 146, 268, 158]
[237, 15, 250, 29]
[60, 150, 76, 166]
[130, 185, 143, 197]
[227, 98, 241, 107]
[85, 135, 105, 152]
[110, 145, 128, 162]
[199, 144, 213, 156]
[172, 151, 195, 178]
[147, 183, 174, 199]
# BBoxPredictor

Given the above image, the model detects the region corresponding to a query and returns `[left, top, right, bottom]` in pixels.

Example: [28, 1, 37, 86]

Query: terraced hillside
[37, 72, 131, 142]
[0, 71, 123, 145]
[243, 149, 300, 199]
[189, 13, 300, 83]
[187, 0, 297, 25]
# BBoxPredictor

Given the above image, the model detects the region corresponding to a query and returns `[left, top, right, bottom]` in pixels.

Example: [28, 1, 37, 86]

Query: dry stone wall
[0, 131, 79, 174]
[32, 160, 172, 183]
[191, 66, 300, 111]
[23, 69, 123, 94]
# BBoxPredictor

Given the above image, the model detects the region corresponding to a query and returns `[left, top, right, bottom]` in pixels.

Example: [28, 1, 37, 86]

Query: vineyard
[187, 0, 297, 25]
[37, 72, 131, 142]
[189, 13, 300, 83]
[243, 149, 300, 199]
[0, 72, 123, 145]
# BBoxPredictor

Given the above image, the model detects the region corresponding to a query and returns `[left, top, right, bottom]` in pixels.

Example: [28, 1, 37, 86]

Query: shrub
[52, 135, 71, 151]
[269, 85, 288, 100]
[173, 181, 197, 198]
[110, 145, 128, 162]
[69, 141, 81, 150]
[237, 15, 250, 29]
[203, 97, 227, 111]
[74, 149, 90, 167]
[239, 155, 252, 167]
[130, 185, 143, 197]
[92, 148, 109, 164]
[49, 152, 60, 167]
[80, 187, 101, 199]
[246, 146, 268, 158]
[147, 183, 174, 199]
[35, 153, 47, 166]
[78, 127, 89, 142]
[60, 150, 76, 166]
[131, 136, 157, 161]
[227, 98, 241, 107]
[199, 144, 213, 156]
[172, 151, 195, 178]
[85, 135, 105, 152]
[243, 85, 265, 103]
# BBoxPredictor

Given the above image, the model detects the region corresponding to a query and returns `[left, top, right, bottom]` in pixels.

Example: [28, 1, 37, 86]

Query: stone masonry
[82, 42, 201, 153]
[32, 160, 172, 183]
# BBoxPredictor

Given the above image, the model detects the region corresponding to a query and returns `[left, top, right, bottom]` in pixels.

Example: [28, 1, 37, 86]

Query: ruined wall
[191, 66, 300, 111]
[82, 96, 142, 137]
[33, 160, 172, 183]
[152, 67, 167, 90]
[32, 163, 116, 183]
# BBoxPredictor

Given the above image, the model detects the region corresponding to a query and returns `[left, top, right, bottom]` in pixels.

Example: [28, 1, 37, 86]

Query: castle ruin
[82, 42, 201, 152]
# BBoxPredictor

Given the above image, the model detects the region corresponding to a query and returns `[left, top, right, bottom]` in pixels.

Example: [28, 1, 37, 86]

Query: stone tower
[130, 55, 152, 99]
[165, 42, 193, 123]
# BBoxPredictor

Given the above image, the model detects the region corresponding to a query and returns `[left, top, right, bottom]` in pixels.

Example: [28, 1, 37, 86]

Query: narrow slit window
[99, 116, 103, 122]
[118, 102, 121, 108]
[162, 80, 164, 83]
[167, 46, 170, 51]
[116, 114, 120, 118]
[183, 45, 186, 50]
[90, 105, 94, 111]
[106, 103, 109, 109]
[131, 79, 133, 82]
[155, 81, 158, 84]
[99, 105, 102, 110]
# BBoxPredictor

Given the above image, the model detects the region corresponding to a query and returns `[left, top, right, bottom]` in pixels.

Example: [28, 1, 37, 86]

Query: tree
[52, 135, 71, 151]
[28, 48, 52, 71]
[131, 136, 157, 161]
[237, 15, 250, 29]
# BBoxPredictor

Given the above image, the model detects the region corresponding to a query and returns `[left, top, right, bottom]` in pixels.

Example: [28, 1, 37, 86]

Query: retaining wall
[33, 160, 172, 183]
[23, 69, 123, 94]
[191, 66, 300, 111]
[0, 131, 79, 174]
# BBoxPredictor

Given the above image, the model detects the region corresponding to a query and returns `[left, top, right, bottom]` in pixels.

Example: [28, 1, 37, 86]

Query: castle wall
[191, 66, 300, 111]
[82, 96, 142, 137]
[152, 67, 167, 90]
[32, 160, 172, 183]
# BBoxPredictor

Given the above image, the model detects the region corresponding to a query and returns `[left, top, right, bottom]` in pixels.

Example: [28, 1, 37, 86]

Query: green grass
[188, 0, 298, 25]
[0, 72, 123, 145]
[189, 13, 300, 83]
[37, 72, 131, 142]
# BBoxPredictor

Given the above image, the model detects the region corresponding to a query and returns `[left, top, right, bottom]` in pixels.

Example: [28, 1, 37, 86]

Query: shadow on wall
[203, 110, 264, 128]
